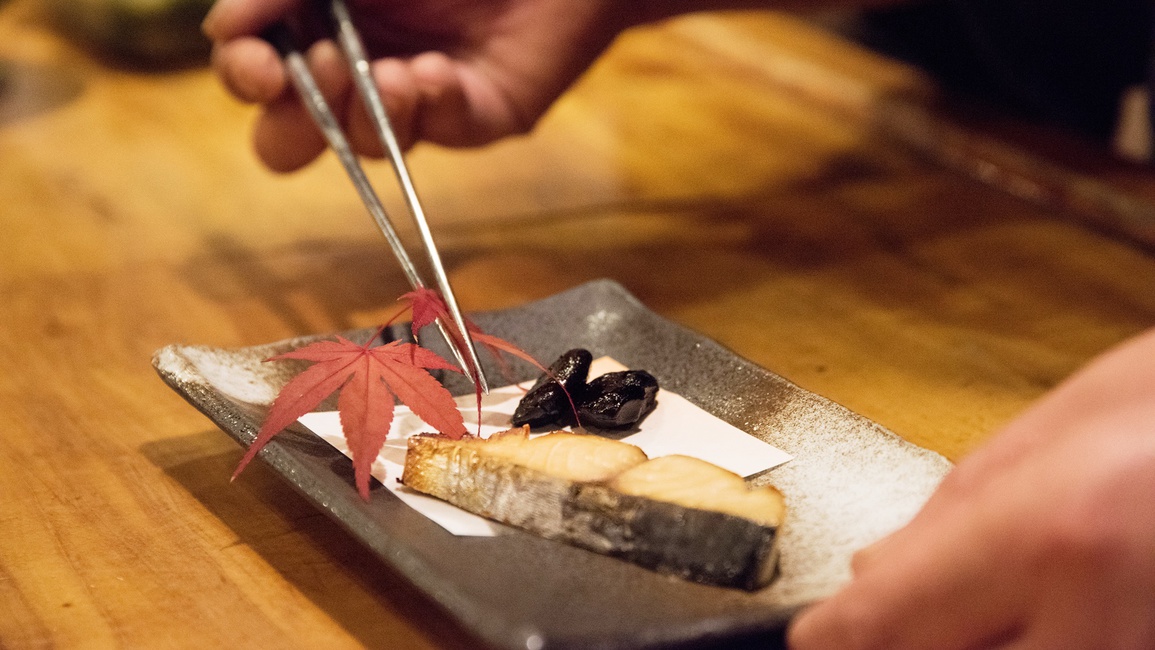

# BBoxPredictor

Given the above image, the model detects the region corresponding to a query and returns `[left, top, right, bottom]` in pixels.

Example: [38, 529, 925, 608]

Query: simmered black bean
[577, 370, 659, 429]
[512, 349, 659, 430]
[510, 349, 592, 427]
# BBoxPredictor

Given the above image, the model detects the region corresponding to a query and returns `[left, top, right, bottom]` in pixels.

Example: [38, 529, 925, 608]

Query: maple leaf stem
[383, 303, 411, 329]
[364, 324, 392, 351]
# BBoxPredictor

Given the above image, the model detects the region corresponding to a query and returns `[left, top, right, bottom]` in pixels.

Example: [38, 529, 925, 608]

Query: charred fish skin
[401, 435, 781, 590]
[562, 484, 781, 590]
[511, 349, 592, 428]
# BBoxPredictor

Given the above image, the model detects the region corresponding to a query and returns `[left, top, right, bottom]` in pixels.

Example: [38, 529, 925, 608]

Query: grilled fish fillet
[401, 428, 785, 590]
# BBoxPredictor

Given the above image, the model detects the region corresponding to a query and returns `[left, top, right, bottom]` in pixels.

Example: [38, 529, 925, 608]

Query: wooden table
[2, 1, 1153, 647]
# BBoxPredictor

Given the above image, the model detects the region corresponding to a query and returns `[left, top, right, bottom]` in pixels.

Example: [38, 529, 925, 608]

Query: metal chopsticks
[263, 0, 489, 393]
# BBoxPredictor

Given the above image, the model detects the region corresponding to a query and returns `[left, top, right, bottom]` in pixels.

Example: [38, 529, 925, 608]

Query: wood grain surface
[2, 0, 1153, 647]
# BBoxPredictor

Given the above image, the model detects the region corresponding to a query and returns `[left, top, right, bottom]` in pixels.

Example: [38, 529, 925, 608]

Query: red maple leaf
[401, 287, 553, 379]
[235, 290, 573, 502]
[401, 288, 580, 425]
[233, 330, 467, 500]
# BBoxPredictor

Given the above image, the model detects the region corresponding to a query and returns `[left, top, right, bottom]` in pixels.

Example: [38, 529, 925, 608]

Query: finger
[253, 39, 351, 172]
[253, 99, 327, 172]
[953, 328, 1155, 488]
[409, 51, 476, 146]
[375, 57, 420, 151]
[458, 62, 541, 142]
[409, 51, 533, 147]
[211, 37, 286, 104]
[788, 519, 1023, 650]
[342, 57, 420, 157]
[788, 573, 1021, 650]
[849, 532, 894, 575]
[851, 467, 979, 577]
[342, 104, 384, 160]
[203, 0, 300, 41]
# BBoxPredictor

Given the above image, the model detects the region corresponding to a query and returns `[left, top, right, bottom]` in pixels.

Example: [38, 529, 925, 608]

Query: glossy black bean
[577, 370, 659, 429]
[510, 349, 592, 427]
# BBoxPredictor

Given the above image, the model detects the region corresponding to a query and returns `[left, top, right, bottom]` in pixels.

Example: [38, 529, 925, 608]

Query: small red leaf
[403, 288, 575, 427]
[401, 287, 449, 336]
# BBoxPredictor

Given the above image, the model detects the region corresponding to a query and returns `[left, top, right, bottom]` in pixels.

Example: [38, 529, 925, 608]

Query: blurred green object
[46, 0, 215, 65]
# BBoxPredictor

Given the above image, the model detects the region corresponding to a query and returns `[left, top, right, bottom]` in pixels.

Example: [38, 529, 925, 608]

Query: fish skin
[401, 432, 783, 590]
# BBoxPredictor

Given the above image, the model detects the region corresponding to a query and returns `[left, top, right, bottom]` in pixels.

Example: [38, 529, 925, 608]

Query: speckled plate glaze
[153, 279, 951, 650]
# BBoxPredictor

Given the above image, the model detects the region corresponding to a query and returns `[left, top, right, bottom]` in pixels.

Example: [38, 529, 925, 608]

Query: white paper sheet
[298, 357, 792, 536]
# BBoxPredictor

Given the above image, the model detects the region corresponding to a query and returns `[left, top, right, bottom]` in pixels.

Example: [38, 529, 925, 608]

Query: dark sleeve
[848, 0, 1153, 140]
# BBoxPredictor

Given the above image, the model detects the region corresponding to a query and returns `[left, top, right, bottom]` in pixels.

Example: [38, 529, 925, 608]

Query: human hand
[202, 0, 631, 171]
[788, 328, 1155, 649]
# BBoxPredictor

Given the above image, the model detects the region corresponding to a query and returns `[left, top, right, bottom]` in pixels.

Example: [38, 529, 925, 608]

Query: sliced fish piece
[401, 429, 784, 590]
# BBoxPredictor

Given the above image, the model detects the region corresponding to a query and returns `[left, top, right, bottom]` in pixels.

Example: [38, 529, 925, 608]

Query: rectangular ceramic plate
[153, 279, 951, 649]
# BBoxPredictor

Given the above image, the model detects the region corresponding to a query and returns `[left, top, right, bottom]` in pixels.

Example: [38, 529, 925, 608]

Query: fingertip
[409, 51, 458, 94]
[787, 595, 877, 650]
[253, 100, 328, 172]
[787, 601, 847, 650]
[785, 605, 818, 649]
[851, 530, 900, 575]
[201, 0, 230, 40]
[211, 37, 286, 103]
[304, 39, 348, 94]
